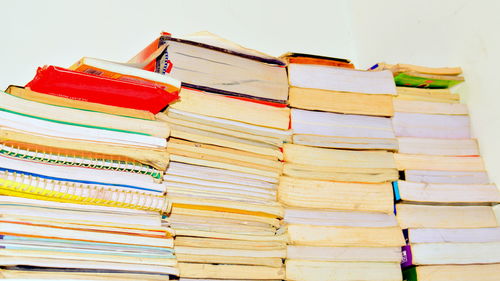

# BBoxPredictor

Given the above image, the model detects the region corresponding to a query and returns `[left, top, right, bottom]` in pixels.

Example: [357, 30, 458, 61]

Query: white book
[288, 64, 396, 95]
[287, 245, 402, 262]
[166, 162, 277, 187]
[0, 110, 165, 148]
[291, 108, 395, 138]
[405, 169, 490, 184]
[411, 242, 500, 265]
[397, 180, 500, 204]
[393, 112, 471, 139]
[408, 227, 500, 243]
[285, 208, 398, 227]
[398, 137, 479, 156]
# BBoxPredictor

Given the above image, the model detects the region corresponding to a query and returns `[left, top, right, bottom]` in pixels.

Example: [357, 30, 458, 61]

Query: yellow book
[289, 86, 394, 116]
[170, 87, 290, 130]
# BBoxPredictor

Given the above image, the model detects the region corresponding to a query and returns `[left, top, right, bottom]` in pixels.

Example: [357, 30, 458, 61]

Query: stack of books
[131, 32, 290, 280]
[280, 54, 405, 281]
[382, 64, 500, 280]
[0, 62, 181, 279]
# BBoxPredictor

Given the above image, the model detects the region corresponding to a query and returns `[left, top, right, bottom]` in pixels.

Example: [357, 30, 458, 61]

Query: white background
[0, 0, 498, 183]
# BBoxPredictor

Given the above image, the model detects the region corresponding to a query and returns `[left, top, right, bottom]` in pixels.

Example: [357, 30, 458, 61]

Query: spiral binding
[0, 143, 162, 179]
[0, 170, 170, 214]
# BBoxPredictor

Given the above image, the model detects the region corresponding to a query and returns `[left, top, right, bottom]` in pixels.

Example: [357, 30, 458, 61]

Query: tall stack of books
[131, 32, 290, 280]
[376, 63, 500, 280]
[0, 62, 181, 279]
[279, 54, 405, 281]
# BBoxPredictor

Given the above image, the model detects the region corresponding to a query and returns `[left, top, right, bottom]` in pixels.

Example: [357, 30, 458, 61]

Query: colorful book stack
[0, 62, 181, 279]
[382, 64, 500, 281]
[131, 32, 290, 280]
[279, 54, 405, 281]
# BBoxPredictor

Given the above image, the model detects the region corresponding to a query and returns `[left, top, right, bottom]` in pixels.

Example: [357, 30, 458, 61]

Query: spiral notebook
[0, 143, 163, 179]
[0, 170, 171, 214]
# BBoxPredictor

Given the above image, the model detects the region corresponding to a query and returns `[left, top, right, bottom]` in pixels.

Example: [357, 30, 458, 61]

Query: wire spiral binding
[0, 143, 162, 179]
[0, 170, 170, 214]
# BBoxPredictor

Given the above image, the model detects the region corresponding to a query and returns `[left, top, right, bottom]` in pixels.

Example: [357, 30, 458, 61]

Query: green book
[403, 266, 418, 281]
[395, 72, 464, 88]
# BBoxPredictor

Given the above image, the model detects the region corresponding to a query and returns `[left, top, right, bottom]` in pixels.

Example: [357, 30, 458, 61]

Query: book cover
[25, 66, 179, 114]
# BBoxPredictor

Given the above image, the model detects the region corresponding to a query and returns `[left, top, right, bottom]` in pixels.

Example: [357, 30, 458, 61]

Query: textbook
[129, 31, 289, 105]
[25, 65, 179, 114]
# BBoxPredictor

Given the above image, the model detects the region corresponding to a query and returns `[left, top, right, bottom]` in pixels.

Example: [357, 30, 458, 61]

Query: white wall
[0, 0, 498, 183]
[0, 0, 353, 87]
[350, 0, 500, 183]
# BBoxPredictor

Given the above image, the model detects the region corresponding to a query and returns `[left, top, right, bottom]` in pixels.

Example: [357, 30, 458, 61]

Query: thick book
[283, 144, 398, 183]
[291, 108, 397, 150]
[25, 66, 179, 114]
[129, 31, 289, 105]
[278, 176, 394, 213]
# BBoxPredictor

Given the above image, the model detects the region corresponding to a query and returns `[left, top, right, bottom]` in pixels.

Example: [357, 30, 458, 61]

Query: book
[288, 86, 394, 116]
[395, 86, 460, 103]
[291, 108, 397, 150]
[278, 176, 394, 213]
[169, 87, 291, 130]
[6, 85, 155, 120]
[370, 63, 463, 76]
[283, 144, 398, 183]
[0, 171, 170, 213]
[25, 66, 179, 114]
[164, 108, 292, 143]
[403, 264, 500, 281]
[177, 263, 285, 279]
[0, 153, 165, 193]
[280, 52, 354, 68]
[286, 245, 402, 262]
[394, 181, 500, 204]
[370, 63, 464, 88]
[394, 154, 485, 171]
[288, 64, 397, 95]
[0, 90, 170, 138]
[392, 112, 471, 139]
[397, 137, 479, 156]
[394, 72, 464, 88]
[0, 127, 170, 170]
[69, 56, 180, 94]
[404, 169, 490, 184]
[0, 106, 166, 148]
[129, 31, 289, 105]
[393, 99, 468, 115]
[396, 204, 498, 228]
[285, 260, 402, 281]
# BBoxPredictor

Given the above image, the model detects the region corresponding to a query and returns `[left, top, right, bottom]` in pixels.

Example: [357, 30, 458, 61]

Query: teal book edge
[392, 181, 401, 201]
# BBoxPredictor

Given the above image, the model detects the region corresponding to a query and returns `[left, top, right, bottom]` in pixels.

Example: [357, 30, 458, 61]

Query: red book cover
[25, 65, 179, 114]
